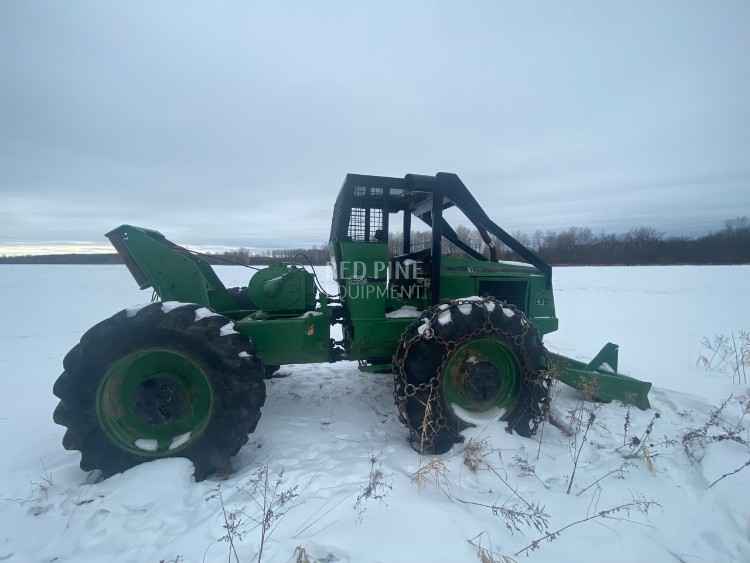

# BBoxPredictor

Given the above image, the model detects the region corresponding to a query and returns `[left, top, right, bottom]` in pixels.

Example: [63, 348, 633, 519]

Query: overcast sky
[2, 1, 749, 254]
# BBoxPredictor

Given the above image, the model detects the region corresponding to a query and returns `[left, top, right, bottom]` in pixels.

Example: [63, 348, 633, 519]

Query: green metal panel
[441, 256, 541, 277]
[439, 274, 477, 300]
[235, 311, 331, 366]
[342, 280, 388, 319]
[533, 317, 559, 334]
[348, 318, 414, 359]
[335, 241, 394, 357]
[337, 244, 388, 315]
[337, 241, 389, 280]
[106, 225, 238, 312]
[439, 256, 557, 335]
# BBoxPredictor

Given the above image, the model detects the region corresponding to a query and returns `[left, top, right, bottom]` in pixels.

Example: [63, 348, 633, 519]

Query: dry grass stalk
[293, 545, 312, 563]
[354, 455, 392, 521]
[438, 448, 549, 535]
[620, 412, 661, 459]
[708, 458, 750, 488]
[419, 386, 436, 453]
[207, 465, 300, 563]
[623, 406, 632, 446]
[575, 462, 630, 497]
[682, 395, 747, 464]
[566, 407, 597, 494]
[697, 332, 750, 384]
[467, 532, 518, 563]
[514, 498, 660, 557]
[464, 438, 490, 473]
[412, 458, 448, 490]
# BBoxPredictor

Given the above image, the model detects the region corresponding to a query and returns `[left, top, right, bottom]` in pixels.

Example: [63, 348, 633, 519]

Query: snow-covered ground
[0, 265, 748, 563]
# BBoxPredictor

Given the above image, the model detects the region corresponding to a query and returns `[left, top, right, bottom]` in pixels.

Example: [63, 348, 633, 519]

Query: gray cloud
[2, 1, 749, 252]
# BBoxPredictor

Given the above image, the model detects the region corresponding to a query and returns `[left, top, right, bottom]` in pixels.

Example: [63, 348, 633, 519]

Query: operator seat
[389, 248, 431, 301]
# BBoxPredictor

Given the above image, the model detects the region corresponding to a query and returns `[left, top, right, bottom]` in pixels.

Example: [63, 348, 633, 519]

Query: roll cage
[329, 172, 552, 302]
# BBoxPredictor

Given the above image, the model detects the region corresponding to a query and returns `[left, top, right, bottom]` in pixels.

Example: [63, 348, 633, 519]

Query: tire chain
[392, 297, 551, 451]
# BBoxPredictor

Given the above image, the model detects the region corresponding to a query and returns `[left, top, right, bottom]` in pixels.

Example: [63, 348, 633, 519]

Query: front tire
[393, 298, 550, 454]
[53, 302, 266, 480]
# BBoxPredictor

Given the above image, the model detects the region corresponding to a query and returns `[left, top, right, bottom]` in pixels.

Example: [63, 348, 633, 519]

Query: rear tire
[53, 302, 266, 480]
[393, 298, 550, 454]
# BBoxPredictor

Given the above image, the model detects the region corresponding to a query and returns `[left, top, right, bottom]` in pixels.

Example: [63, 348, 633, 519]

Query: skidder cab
[53, 172, 652, 479]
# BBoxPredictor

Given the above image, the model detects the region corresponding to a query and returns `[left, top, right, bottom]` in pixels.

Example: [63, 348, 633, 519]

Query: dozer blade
[549, 343, 652, 410]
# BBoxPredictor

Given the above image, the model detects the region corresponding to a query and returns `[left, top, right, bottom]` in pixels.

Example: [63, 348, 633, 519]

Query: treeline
[388, 216, 750, 265]
[0, 248, 331, 266]
[2, 217, 748, 266]
[217, 246, 330, 266]
[225, 216, 750, 266]
[0, 253, 123, 264]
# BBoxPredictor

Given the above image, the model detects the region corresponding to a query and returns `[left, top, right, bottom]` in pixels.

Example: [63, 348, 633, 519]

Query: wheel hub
[96, 348, 214, 456]
[442, 337, 520, 412]
[463, 361, 503, 404]
[134, 374, 189, 424]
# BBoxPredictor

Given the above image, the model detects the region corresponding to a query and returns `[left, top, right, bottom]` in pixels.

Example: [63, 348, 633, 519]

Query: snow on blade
[168, 432, 191, 450]
[386, 305, 422, 319]
[485, 301, 496, 312]
[133, 438, 158, 452]
[501, 306, 515, 318]
[238, 351, 252, 358]
[194, 307, 220, 322]
[162, 301, 191, 313]
[219, 322, 239, 336]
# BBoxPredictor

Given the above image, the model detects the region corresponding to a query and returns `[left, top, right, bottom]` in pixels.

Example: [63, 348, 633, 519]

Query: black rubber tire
[393, 298, 550, 454]
[52, 302, 266, 480]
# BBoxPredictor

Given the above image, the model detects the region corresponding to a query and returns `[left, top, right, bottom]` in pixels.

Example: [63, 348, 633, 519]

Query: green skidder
[53, 172, 651, 479]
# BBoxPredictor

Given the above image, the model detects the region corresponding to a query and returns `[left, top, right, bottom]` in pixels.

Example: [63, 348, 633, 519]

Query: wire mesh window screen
[347, 208, 384, 242]
[369, 208, 383, 240]
[347, 184, 385, 242]
[347, 207, 367, 241]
